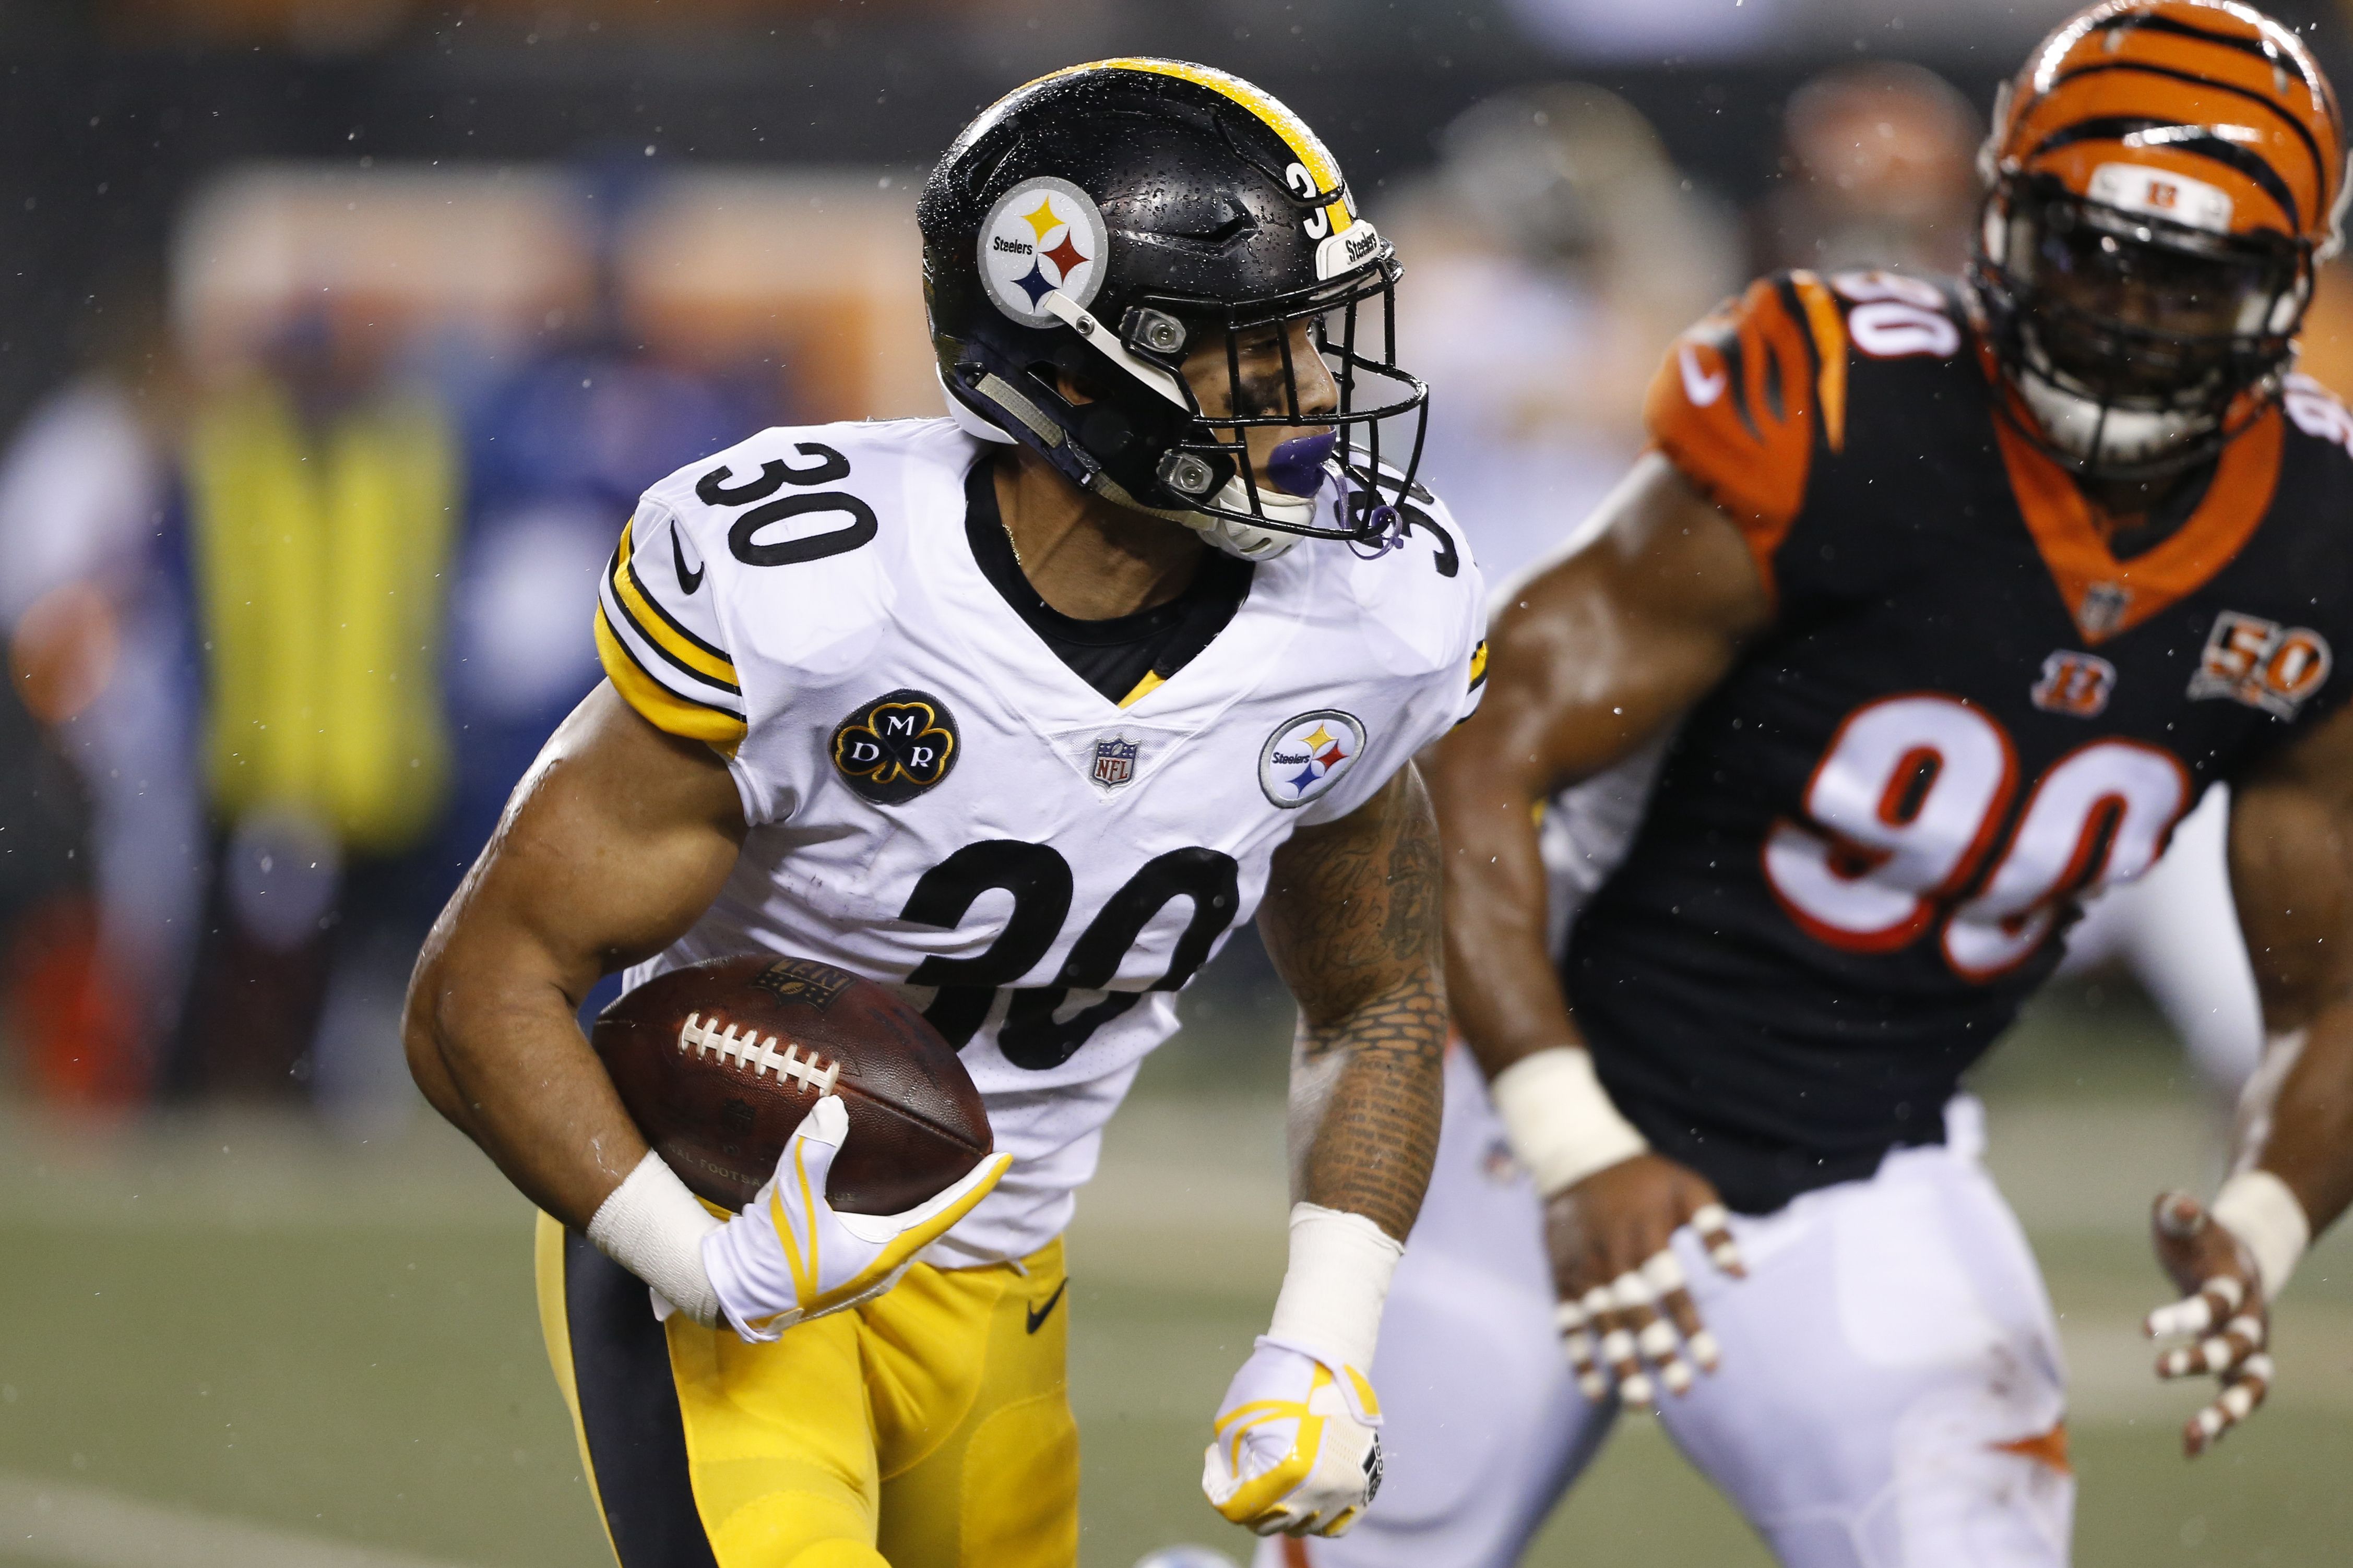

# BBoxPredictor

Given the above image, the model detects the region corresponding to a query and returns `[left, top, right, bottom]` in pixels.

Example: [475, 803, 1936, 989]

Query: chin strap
[1079, 470, 1299, 560]
[1181, 509, 1302, 561]
[2011, 364, 2222, 476]
[938, 369, 1019, 445]
[1184, 474, 1316, 559]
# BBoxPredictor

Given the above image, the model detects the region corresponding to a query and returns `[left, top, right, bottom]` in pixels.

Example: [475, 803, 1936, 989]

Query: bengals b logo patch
[831, 689, 959, 805]
[2030, 650, 2116, 718]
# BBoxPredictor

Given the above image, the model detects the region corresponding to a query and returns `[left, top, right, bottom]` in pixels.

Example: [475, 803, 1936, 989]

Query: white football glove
[1202, 1336, 1383, 1537]
[700, 1093, 1010, 1343]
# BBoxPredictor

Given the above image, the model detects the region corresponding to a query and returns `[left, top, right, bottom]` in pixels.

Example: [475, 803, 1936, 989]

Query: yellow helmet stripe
[1033, 57, 1356, 238]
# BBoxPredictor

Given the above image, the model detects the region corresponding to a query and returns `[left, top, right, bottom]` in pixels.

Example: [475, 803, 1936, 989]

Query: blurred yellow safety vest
[186, 376, 457, 856]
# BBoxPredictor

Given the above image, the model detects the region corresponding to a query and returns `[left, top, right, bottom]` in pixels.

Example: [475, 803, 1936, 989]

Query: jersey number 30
[1762, 693, 2189, 978]
[896, 842, 1241, 1069]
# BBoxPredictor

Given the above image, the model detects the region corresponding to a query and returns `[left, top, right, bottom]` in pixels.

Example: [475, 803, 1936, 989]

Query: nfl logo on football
[1090, 735, 1139, 789]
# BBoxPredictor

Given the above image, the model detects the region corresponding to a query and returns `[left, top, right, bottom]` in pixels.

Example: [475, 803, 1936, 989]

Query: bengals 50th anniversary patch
[831, 689, 960, 805]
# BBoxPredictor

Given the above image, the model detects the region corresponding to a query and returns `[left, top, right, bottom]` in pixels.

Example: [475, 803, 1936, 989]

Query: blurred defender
[405, 61, 1486, 1567]
[1397, 84, 1739, 585]
[1286, 6, 2353, 1566]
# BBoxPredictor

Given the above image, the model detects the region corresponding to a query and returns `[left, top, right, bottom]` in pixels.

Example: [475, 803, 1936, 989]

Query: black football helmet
[918, 58, 1427, 559]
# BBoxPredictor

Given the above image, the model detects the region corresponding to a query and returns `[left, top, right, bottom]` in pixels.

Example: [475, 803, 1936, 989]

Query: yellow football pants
[536, 1213, 1078, 1568]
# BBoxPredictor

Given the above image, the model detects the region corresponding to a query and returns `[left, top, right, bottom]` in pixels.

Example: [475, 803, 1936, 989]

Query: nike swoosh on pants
[1026, 1277, 1069, 1334]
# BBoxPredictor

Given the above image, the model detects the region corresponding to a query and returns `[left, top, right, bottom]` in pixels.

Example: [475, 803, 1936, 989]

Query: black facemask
[1974, 175, 2310, 480]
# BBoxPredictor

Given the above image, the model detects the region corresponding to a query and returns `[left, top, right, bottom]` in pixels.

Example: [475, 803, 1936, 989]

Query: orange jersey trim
[1790, 271, 1849, 454]
[1993, 404, 2283, 644]
[1996, 1421, 2073, 1476]
[1647, 276, 1835, 603]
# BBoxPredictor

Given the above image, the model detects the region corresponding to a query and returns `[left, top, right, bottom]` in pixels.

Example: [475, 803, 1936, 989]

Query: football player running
[1272, 6, 2353, 1567]
[403, 61, 1486, 1568]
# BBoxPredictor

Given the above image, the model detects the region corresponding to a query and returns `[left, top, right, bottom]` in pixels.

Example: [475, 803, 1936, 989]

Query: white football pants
[2059, 783, 2263, 1094]
[1262, 1051, 2074, 1568]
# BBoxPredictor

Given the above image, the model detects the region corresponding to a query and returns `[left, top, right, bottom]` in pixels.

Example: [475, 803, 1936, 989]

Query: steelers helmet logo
[978, 175, 1109, 327]
[1259, 709, 1368, 809]
[831, 689, 960, 805]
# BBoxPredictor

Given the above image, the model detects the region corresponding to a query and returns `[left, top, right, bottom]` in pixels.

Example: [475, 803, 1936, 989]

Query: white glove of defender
[1203, 1336, 1384, 1537]
[700, 1093, 1010, 1343]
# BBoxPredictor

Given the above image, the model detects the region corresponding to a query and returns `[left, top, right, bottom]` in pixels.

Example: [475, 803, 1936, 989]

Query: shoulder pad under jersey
[1320, 471, 1490, 732]
[597, 417, 973, 752]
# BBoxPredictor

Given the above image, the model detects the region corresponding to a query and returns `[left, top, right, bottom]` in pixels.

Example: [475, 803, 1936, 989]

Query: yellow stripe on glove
[704, 1094, 1011, 1342]
[1203, 1338, 1384, 1537]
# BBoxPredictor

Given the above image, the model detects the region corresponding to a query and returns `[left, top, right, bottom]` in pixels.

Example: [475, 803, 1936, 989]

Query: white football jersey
[596, 416, 1485, 1266]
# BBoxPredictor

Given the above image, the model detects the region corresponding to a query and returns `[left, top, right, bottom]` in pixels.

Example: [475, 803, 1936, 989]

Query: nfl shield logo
[1090, 736, 1139, 789]
[2079, 581, 2132, 638]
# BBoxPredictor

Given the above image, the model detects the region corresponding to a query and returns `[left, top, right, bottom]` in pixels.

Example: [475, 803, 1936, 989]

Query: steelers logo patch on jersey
[831, 689, 960, 805]
[1259, 709, 1366, 809]
[979, 175, 1109, 327]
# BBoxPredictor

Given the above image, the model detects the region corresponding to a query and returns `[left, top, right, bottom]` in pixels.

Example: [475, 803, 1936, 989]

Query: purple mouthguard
[1263, 430, 1338, 497]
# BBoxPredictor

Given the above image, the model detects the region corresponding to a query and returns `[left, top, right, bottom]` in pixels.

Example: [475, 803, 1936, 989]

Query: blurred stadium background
[4, 2, 2353, 1565]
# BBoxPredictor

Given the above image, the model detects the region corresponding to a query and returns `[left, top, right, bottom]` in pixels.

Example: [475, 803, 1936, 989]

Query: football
[592, 953, 992, 1215]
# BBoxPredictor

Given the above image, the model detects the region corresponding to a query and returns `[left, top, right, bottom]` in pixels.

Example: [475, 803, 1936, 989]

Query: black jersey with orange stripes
[1566, 268, 2353, 1214]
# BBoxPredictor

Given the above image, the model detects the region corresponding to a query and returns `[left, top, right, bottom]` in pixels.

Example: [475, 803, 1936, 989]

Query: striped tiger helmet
[1972, 0, 2348, 480]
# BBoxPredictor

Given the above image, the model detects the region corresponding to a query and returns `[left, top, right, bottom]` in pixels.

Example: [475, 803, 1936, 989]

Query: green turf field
[2, 978, 2349, 1567]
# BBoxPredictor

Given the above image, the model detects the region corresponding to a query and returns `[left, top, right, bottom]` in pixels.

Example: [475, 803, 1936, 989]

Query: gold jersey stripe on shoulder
[1035, 57, 1355, 238]
[1788, 271, 1848, 454]
[596, 605, 748, 752]
[1468, 638, 1490, 689]
[611, 521, 740, 690]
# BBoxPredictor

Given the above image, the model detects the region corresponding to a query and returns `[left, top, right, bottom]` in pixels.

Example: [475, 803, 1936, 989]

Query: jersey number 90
[1762, 693, 2190, 978]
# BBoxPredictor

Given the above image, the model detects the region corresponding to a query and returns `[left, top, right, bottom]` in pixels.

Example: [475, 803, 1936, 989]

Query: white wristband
[1489, 1046, 1649, 1198]
[1265, 1202, 1405, 1372]
[2212, 1169, 2311, 1300]
[586, 1151, 725, 1328]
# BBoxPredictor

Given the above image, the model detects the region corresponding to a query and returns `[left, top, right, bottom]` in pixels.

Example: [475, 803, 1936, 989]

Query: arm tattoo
[1263, 769, 1448, 1240]
[1293, 968, 1447, 1238]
